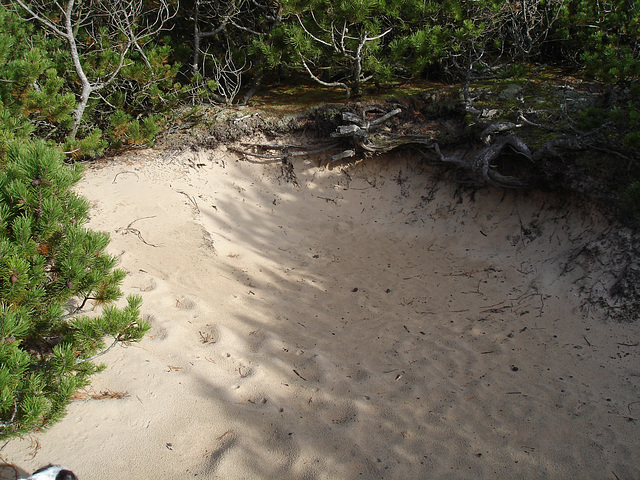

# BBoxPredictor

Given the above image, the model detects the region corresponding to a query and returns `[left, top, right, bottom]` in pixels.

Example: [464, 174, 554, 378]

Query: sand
[1, 143, 639, 479]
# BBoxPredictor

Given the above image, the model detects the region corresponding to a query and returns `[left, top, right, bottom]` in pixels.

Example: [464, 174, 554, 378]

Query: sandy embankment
[1, 144, 639, 479]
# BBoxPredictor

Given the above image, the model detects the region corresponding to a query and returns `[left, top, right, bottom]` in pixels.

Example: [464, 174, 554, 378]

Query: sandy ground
[1, 144, 639, 479]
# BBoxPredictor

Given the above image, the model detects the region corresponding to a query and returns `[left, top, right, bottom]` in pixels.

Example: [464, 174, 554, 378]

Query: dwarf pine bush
[0, 140, 148, 440]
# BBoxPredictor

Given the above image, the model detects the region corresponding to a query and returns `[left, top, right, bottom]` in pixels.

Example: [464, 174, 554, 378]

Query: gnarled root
[472, 135, 533, 188]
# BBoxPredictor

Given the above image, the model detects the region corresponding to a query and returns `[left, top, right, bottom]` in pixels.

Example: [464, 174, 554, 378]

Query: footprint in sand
[237, 364, 254, 379]
[328, 401, 358, 425]
[247, 329, 267, 352]
[146, 316, 168, 341]
[200, 227, 217, 253]
[135, 277, 157, 292]
[174, 296, 196, 310]
[348, 368, 371, 383]
[217, 352, 257, 380]
[197, 431, 238, 475]
[198, 324, 220, 345]
[241, 391, 269, 406]
[265, 426, 299, 465]
[314, 396, 358, 426]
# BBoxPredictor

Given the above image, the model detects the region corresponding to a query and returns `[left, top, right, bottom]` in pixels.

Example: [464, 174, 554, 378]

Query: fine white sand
[2, 143, 639, 479]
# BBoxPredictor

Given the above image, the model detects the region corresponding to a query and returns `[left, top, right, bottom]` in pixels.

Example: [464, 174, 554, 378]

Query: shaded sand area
[2, 144, 639, 479]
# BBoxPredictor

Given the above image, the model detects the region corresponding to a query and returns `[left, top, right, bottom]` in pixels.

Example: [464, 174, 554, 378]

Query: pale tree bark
[11, 0, 175, 139]
[202, 42, 249, 104]
[190, 0, 281, 103]
[296, 13, 391, 98]
[501, 0, 567, 58]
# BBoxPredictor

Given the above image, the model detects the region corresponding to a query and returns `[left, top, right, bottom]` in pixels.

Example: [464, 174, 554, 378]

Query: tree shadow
[168, 151, 614, 478]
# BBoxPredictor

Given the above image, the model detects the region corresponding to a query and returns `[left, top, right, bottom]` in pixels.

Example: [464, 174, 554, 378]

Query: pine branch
[75, 337, 119, 365]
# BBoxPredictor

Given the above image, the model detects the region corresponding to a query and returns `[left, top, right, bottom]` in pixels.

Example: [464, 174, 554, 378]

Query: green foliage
[390, 25, 451, 76]
[63, 129, 107, 160]
[250, 29, 288, 70]
[0, 99, 34, 154]
[0, 140, 149, 440]
[118, 42, 183, 114]
[576, 95, 640, 156]
[0, 7, 75, 143]
[0, 0, 638, 155]
[555, 0, 640, 84]
[0, 2, 179, 154]
[282, 0, 396, 95]
[108, 111, 165, 147]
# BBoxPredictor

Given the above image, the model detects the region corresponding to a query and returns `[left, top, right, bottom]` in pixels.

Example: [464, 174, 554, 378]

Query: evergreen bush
[0, 140, 149, 440]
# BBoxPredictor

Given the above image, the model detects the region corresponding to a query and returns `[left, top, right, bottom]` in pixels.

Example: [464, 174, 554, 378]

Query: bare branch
[472, 135, 532, 188]
[12, 0, 67, 37]
[11, 0, 176, 138]
[299, 55, 351, 98]
[369, 108, 402, 127]
[295, 11, 391, 97]
[230, 142, 341, 161]
[202, 42, 250, 104]
[297, 13, 333, 48]
[229, 18, 262, 36]
[75, 337, 119, 365]
[365, 28, 392, 42]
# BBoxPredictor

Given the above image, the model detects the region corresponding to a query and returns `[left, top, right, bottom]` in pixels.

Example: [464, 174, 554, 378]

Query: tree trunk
[63, 0, 92, 140]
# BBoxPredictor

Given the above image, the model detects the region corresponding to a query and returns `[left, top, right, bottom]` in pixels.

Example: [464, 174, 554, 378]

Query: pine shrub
[0, 140, 149, 440]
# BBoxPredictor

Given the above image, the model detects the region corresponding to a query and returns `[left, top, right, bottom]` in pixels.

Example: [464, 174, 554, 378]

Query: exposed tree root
[229, 142, 340, 163]
[326, 107, 533, 188]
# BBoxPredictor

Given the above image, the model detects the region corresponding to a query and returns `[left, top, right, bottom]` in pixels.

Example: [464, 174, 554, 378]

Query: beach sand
[1, 144, 639, 479]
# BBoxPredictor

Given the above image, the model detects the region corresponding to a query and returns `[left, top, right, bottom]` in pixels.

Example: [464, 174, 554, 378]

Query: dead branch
[327, 108, 531, 188]
[296, 13, 391, 97]
[230, 142, 341, 161]
[300, 55, 351, 98]
[73, 389, 130, 400]
[11, 0, 176, 138]
[201, 43, 249, 105]
[472, 135, 532, 188]
[117, 216, 161, 247]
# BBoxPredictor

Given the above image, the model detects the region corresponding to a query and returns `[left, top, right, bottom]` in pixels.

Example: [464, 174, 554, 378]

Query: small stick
[403, 274, 425, 280]
[229, 142, 340, 161]
[481, 301, 508, 309]
[177, 190, 200, 214]
[112, 171, 139, 184]
[119, 216, 161, 247]
[316, 196, 338, 204]
[73, 389, 129, 400]
[293, 369, 307, 381]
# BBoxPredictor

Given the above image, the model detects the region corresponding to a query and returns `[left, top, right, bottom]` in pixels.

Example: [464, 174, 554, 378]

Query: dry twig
[73, 389, 130, 400]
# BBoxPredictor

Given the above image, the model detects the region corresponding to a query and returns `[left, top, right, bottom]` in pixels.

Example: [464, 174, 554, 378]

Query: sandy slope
[1, 144, 639, 479]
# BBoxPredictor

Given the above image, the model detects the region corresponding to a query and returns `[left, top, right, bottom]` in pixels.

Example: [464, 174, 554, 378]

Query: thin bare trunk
[63, 0, 91, 139]
[12, 0, 175, 140]
[296, 14, 390, 97]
